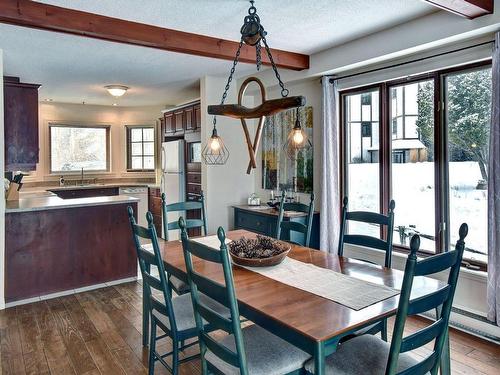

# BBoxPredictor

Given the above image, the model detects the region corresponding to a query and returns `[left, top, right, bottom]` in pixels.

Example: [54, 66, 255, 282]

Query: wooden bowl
[230, 246, 291, 267]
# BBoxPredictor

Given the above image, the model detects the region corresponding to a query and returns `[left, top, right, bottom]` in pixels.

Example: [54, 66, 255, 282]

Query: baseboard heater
[420, 307, 500, 344]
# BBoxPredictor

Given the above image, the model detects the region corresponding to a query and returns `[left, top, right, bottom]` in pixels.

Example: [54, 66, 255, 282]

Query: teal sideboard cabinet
[233, 205, 320, 250]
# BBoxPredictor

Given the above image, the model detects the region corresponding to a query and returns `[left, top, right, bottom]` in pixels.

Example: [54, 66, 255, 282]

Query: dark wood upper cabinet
[194, 104, 201, 130]
[4, 76, 41, 171]
[174, 110, 184, 133]
[164, 112, 174, 134]
[184, 106, 195, 132]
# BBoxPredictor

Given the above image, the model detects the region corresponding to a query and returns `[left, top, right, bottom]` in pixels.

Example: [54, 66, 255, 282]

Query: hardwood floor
[0, 281, 498, 374]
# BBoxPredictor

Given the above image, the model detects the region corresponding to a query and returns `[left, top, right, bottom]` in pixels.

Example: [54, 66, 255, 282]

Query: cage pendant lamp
[204, 0, 306, 171]
[202, 126, 230, 165]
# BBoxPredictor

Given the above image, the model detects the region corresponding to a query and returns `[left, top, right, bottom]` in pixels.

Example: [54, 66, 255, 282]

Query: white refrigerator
[161, 140, 185, 240]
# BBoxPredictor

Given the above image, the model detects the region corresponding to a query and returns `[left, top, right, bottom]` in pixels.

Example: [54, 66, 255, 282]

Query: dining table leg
[142, 263, 150, 347]
[314, 341, 325, 375]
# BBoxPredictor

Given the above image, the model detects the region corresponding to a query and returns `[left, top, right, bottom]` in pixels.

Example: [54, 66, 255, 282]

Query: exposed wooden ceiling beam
[0, 0, 309, 71]
[423, 0, 493, 19]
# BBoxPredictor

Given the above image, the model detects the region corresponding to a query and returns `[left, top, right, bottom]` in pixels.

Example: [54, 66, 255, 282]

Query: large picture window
[340, 62, 491, 269]
[50, 125, 109, 173]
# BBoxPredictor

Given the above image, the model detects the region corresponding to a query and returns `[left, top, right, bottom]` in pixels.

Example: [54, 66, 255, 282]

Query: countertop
[233, 205, 318, 217]
[21, 183, 159, 194]
[6, 195, 139, 213]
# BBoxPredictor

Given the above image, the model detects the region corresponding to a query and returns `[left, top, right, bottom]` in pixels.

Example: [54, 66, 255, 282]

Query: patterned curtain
[320, 77, 340, 253]
[487, 32, 500, 325]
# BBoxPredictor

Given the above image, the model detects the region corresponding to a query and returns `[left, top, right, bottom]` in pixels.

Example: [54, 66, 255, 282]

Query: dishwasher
[119, 187, 148, 226]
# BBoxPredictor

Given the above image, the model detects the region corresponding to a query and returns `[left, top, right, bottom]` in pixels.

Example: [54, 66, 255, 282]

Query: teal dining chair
[305, 223, 468, 375]
[127, 207, 228, 375]
[179, 217, 311, 375]
[337, 197, 396, 341]
[276, 191, 315, 247]
[161, 191, 207, 294]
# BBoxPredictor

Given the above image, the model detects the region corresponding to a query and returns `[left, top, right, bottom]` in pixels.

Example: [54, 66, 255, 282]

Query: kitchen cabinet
[233, 206, 320, 249]
[161, 101, 200, 138]
[194, 104, 201, 131]
[5, 201, 137, 302]
[4, 76, 41, 171]
[174, 110, 184, 133]
[148, 187, 163, 237]
[164, 112, 175, 134]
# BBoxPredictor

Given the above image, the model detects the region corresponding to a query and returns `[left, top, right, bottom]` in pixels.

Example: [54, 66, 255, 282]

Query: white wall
[0, 49, 5, 309]
[27, 102, 163, 182]
[200, 76, 255, 233]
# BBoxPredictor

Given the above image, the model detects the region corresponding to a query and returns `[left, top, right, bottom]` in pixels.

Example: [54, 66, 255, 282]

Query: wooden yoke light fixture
[204, 0, 306, 173]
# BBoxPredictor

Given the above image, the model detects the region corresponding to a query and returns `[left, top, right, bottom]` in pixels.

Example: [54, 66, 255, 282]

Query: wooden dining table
[142, 229, 447, 375]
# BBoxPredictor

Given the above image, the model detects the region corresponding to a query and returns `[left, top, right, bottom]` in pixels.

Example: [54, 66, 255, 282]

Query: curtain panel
[487, 31, 500, 325]
[320, 77, 340, 253]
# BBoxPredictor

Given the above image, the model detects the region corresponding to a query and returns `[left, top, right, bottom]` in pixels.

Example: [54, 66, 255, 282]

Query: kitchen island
[5, 194, 139, 303]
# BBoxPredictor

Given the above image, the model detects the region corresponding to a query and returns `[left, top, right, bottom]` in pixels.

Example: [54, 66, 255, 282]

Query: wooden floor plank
[46, 298, 99, 374]
[32, 301, 76, 375]
[2, 281, 498, 375]
[0, 307, 26, 375]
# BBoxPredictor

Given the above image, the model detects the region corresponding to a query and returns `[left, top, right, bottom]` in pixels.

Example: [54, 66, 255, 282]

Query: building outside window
[340, 62, 491, 269]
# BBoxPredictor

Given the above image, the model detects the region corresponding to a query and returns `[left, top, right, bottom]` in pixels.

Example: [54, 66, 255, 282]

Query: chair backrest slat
[338, 197, 395, 268]
[343, 234, 388, 252]
[281, 202, 310, 213]
[346, 211, 390, 225]
[276, 192, 315, 247]
[179, 220, 249, 375]
[162, 192, 207, 240]
[385, 223, 468, 375]
[127, 206, 178, 334]
[400, 318, 445, 353]
[414, 251, 459, 276]
[407, 285, 451, 316]
[280, 221, 308, 234]
[168, 219, 205, 231]
[190, 271, 229, 306]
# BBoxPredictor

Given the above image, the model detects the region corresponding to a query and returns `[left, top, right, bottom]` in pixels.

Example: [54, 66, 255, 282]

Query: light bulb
[210, 137, 221, 151]
[292, 129, 304, 145]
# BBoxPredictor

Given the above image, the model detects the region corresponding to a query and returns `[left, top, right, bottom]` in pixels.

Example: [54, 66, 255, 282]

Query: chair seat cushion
[170, 275, 190, 295]
[206, 324, 310, 375]
[305, 334, 425, 375]
[152, 293, 229, 333]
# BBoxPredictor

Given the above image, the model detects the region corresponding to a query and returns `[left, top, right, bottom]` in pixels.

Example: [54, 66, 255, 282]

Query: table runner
[192, 235, 399, 311]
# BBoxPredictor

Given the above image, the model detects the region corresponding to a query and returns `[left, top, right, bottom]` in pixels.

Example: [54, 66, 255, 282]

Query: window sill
[344, 243, 487, 282]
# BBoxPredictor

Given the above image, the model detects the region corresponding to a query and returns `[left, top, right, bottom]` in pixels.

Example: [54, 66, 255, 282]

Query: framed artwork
[261, 106, 313, 193]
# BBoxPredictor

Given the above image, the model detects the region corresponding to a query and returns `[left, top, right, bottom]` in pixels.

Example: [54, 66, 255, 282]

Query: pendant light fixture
[284, 107, 312, 160]
[204, 0, 306, 171]
[201, 126, 230, 165]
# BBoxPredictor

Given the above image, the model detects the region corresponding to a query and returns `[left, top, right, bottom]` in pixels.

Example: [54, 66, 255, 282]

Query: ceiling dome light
[105, 85, 129, 97]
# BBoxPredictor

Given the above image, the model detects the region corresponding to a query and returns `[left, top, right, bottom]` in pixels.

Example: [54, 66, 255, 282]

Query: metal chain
[213, 39, 244, 127]
[256, 42, 262, 71]
[262, 35, 289, 97]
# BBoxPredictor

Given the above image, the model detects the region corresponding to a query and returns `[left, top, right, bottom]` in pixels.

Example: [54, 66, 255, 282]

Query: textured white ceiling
[0, 24, 257, 106]
[34, 0, 436, 54]
[0, 1, 436, 106]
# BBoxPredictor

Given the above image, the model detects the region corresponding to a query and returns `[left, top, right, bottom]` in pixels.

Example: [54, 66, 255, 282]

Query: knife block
[6, 182, 20, 201]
